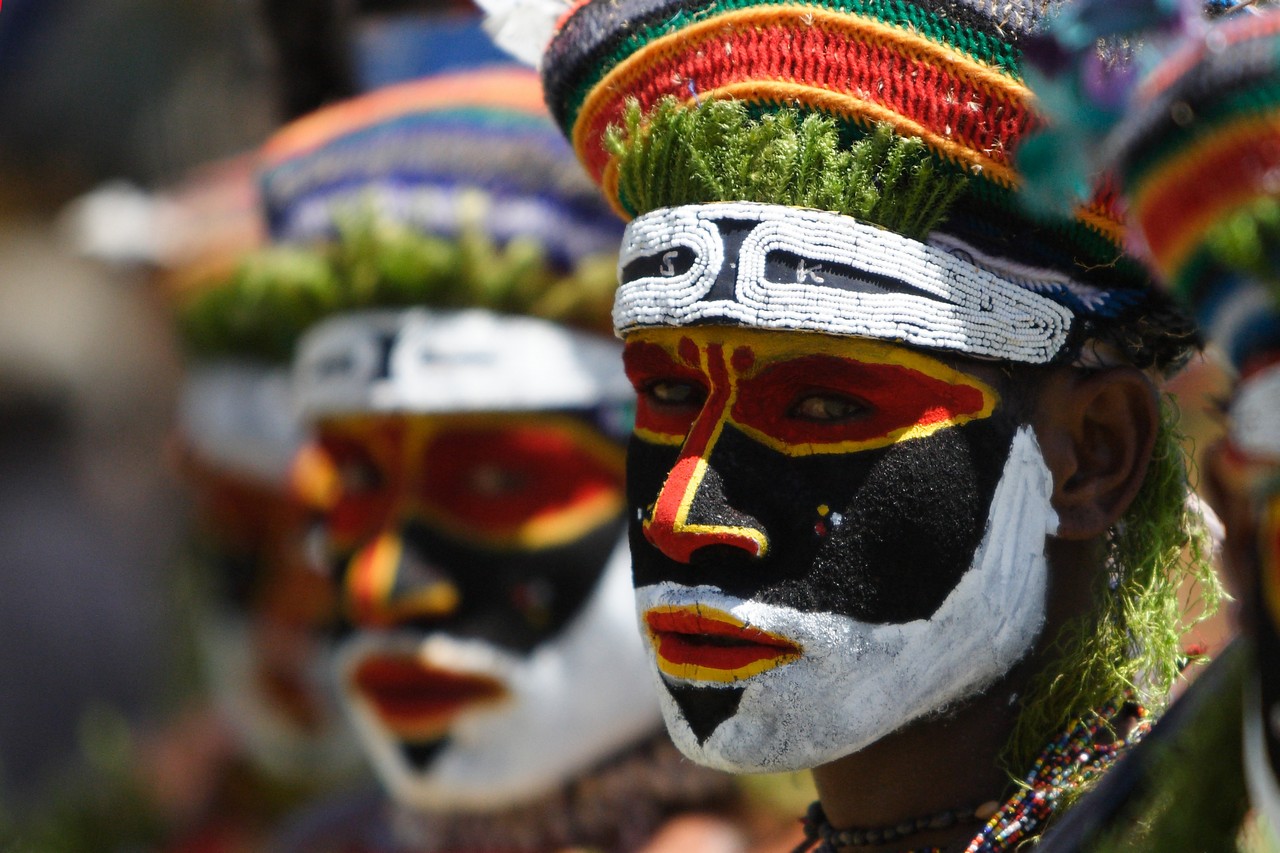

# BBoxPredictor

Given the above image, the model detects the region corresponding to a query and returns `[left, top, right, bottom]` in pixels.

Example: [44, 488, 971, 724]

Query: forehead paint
[294, 309, 633, 420]
[616, 202, 1074, 364]
[633, 427, 1056, 773]
[179, 362, 304, 485]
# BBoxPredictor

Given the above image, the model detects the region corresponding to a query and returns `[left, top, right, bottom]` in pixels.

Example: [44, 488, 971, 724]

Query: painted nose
[642, 345, 768, 563]
[643, 450, 770, 563]
[343, 531, 461, 628]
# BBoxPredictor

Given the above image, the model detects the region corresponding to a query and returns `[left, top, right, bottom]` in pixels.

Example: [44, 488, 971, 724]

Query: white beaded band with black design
[294, 308, 632, 420]
[614, 202, 1075, 364]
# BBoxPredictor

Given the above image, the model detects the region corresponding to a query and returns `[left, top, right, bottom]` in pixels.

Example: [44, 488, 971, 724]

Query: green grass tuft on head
[179, 209, 619, 363]
[604, 97, 969, 239]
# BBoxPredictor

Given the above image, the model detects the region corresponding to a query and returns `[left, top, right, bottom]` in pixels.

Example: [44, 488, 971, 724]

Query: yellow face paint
[314, 412, 625, 553]
[623, 327, 998, 456]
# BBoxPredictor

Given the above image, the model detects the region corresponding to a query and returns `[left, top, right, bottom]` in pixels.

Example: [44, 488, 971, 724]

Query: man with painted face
[476, 0, 1220, 848]
[186, 67, 747, 852]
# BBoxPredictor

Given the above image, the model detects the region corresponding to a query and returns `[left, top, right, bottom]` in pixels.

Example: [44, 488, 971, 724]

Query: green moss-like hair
[604, 97, 969, 238]
[179, 212, 619, 363]
[1005, 395, 1222, 781]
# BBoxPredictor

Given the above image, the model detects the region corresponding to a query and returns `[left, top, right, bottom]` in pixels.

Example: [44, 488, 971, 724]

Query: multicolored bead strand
[795, 703, 1149, 853]
[962, 703, 1148, 853]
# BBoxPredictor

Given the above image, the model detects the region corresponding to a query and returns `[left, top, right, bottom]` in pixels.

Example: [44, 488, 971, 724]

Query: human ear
[1032, 366, 1159, 540]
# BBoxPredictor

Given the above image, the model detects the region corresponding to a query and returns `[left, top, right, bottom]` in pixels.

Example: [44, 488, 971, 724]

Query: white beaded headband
[614, 202, 1076, 364]
[293, 308, 632, 420]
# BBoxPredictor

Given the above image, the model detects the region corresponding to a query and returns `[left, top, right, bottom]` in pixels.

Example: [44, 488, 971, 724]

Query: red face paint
[624, 329, 996, 456]
[625, 328, 999, 568]
[352, 655, 508, 738]
[644, 607, 801, 681]
[418, 423, 623, 543]
[315, 414, 625, 552]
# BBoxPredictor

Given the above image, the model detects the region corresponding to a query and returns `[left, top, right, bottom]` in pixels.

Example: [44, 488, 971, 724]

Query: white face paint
[336, 538, 663, 810]
[635, 427, 1058, 773]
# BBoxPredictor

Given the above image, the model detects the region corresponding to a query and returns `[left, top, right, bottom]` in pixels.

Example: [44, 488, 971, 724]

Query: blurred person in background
[1015, 1, 1280, 848]
[0, 0, 507, 846]
[179, 62, 802, 851]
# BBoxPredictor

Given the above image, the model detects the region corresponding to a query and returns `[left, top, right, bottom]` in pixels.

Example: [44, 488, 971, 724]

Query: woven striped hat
[1113, 8, 1280, 375]
[481, 0, 1197, 370]
[180, 66, 626, 363]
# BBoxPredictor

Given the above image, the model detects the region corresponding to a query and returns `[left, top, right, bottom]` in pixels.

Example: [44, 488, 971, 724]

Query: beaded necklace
[795, 703, 1149, 853]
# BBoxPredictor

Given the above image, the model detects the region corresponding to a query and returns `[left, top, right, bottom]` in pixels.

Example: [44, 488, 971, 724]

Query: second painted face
[622, 327, 1059, 772]
[306, 411, 660, 809]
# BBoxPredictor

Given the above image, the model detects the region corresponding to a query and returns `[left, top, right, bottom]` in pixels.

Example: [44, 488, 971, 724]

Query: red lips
[644, 607, 801, 681]
[352, 656, 507, 737]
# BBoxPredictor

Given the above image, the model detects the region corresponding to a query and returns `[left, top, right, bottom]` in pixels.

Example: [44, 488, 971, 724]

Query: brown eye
[339, 460, 382, 494]
[646, 380, 705, 407]
[467, 464, 526, 497]
[790, 394, 869, 422]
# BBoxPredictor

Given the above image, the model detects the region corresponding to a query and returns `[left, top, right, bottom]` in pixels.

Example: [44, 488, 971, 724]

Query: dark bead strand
[795, 801, 978, 853]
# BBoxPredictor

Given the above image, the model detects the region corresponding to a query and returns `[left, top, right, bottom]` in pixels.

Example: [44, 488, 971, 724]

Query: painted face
[622, 326, 1059, 772]
[183, 456, 364, 780]
[308, 411, 660, 809]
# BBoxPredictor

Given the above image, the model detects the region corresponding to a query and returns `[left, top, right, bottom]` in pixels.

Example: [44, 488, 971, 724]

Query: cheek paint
[636, 427, 1056, 774]
[629, 415, 1017, 625]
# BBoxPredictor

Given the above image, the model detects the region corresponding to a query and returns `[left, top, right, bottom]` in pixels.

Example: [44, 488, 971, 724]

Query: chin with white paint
[637, 428, 1057, 772]
[338, 541, 661, 809]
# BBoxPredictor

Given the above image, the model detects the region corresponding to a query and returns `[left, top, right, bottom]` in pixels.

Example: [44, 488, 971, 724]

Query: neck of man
[808, 537, 1106, 852]
[390, 732, 737, 852]
[808, 661, 1032, 852]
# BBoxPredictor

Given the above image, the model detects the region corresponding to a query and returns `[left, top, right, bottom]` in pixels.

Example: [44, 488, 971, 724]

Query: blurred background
[0, 4, 522, 844]
[0, 0, 274, 816]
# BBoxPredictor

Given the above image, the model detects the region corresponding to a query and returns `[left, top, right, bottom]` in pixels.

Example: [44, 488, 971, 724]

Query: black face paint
[628, 416, 1017, 625]
[332, 514, 625, 653]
